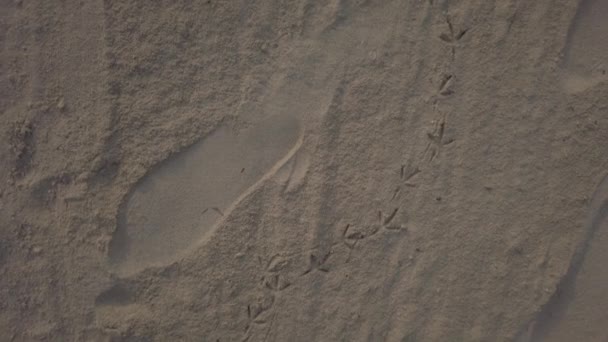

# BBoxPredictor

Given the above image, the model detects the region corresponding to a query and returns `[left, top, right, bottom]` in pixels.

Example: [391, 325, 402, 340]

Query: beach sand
[1, 0, 607, 341]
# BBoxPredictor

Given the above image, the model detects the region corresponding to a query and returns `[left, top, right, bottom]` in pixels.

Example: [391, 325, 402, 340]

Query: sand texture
[1, 0, 608, 341]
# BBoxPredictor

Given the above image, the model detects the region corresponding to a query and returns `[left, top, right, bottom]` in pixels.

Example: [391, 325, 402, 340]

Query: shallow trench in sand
[108, 115, 301, 276]
[521, 173, 608, 341]
[560, 0, 608, 93]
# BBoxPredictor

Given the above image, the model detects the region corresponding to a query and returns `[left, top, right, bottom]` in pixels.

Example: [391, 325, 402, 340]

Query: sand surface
[1, 0, 608, 341]
[519, 175, 608, 341]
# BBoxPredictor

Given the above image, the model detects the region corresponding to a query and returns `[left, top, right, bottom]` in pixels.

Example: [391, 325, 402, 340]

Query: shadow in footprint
[561, 0, 608, 93]
[95, 283, 134, 306]
[108, 115, 301, 276]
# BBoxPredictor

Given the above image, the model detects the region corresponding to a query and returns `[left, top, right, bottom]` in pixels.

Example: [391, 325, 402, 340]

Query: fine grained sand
[1, 0, 608, 341]
[109, 114, 301, 276]
[560, 0, 608, 93]
[518, 174, 608, 341]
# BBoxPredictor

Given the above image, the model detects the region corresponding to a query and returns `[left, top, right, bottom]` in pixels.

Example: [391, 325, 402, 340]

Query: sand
[1, 0, 608, 341]
[109, 114, 301, 276]
[518, 174, 608, 341]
